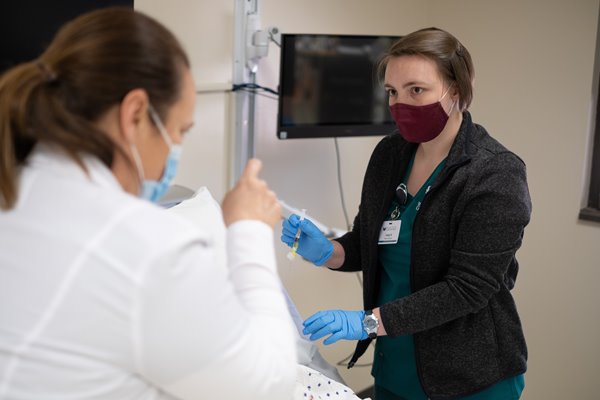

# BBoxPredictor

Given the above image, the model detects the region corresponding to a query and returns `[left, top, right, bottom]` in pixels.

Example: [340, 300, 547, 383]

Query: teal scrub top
[372, 154, 524, 400]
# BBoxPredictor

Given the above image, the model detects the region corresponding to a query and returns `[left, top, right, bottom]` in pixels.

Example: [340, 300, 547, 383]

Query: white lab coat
[0, 144, 296, 400]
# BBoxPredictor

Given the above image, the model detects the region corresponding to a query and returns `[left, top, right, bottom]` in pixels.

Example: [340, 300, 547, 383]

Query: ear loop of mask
[147, 103, 174, 148]
[129, 103, 173, 194]
[440, 84, 457, 116]
[130, 142, 145, 191]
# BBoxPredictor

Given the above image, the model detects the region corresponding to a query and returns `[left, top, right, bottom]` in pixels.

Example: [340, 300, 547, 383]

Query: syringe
[287, 209, 306, 261]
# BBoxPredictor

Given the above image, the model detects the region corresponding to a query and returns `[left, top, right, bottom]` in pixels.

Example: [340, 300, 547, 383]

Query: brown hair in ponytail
[0, 7, 189, 210]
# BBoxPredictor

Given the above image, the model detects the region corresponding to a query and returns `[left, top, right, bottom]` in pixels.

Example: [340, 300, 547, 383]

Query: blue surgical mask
[131, 104, 183, 203]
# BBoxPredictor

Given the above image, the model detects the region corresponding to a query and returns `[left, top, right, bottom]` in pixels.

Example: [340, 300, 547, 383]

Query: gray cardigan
[336, 112, 531, 399]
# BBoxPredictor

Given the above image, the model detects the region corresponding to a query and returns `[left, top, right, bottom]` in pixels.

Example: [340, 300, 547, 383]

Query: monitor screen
[277, 34, 401, 139]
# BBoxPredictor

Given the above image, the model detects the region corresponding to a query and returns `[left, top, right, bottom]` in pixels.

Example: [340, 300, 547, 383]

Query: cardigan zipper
[409, 160, 469, 400]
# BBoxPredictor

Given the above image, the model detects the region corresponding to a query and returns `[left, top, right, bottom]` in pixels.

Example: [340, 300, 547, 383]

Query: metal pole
[247, 70, 257, 161]
[231, 0, 259, 186]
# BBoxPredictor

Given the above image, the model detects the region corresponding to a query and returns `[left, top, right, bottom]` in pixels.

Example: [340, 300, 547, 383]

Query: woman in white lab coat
[0, 7, 296, 400]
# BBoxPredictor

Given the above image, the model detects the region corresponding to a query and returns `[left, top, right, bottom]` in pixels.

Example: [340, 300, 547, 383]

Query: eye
[411, 87, 424, 95]
[385, 88, 397, 98]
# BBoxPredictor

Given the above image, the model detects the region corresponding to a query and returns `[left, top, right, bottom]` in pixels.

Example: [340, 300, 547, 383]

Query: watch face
[364, 315, 378, 331]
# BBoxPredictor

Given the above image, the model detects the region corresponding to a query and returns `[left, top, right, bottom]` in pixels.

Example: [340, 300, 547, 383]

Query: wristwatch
[363, 310, 379, 339]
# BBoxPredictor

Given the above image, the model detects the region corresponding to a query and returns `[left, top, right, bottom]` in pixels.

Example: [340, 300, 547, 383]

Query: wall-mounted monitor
[277, 34, 401, 140]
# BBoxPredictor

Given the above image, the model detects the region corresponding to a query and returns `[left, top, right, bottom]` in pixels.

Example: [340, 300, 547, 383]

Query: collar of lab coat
[28, 142, 123, 192]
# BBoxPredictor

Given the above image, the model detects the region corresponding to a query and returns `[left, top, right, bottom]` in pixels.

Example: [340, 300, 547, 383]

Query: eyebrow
[383, 80, 430, 89]
[401, 80, 429, 88]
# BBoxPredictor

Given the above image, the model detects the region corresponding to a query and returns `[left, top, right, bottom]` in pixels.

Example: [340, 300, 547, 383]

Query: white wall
[136, 1, 600, 398]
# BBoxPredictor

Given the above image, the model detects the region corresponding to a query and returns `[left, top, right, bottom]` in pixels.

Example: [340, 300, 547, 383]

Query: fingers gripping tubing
[302, 310, 367, 345]
[279, 214, 334, 266]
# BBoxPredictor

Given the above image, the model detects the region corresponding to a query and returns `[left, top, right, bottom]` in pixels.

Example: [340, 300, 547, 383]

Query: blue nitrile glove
[302, 310, 367, 345]
[281, 214, 334, 266]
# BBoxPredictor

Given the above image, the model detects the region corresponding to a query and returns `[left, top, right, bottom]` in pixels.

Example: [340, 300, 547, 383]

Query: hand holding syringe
[287, 209, 306, 260]
[280, 204, 336, 266]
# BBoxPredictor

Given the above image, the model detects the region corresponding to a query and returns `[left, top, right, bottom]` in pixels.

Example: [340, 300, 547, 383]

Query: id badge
[378, 220, 401, 245]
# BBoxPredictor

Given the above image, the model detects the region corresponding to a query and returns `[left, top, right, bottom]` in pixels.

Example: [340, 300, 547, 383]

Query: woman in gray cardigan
[281, 28, 531, 400]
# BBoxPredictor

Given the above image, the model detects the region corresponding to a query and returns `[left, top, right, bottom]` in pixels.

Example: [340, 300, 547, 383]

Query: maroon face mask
[389, 101, 450, 143]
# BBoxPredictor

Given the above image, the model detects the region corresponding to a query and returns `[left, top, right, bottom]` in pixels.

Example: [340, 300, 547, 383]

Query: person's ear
[450, 87, 460, 110]
[118, 89, 150, 145]
[450, 84, 459, 99]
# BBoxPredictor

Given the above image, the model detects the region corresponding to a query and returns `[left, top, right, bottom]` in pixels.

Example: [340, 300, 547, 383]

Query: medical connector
[287, 209, 306, 260]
